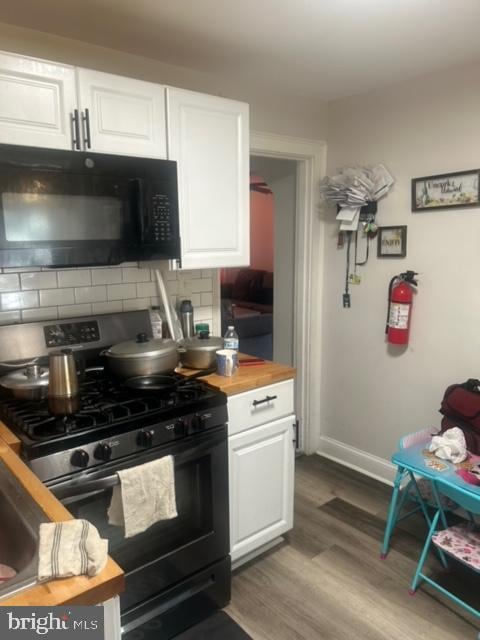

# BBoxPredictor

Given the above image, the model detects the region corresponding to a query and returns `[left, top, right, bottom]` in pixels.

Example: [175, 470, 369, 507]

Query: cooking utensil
[48, 349, 80, 415]
[0, 365, 49, 401]
[123, 367, 216, 393]
[104, 332, 179, 378]
[178, 331, 224, 370]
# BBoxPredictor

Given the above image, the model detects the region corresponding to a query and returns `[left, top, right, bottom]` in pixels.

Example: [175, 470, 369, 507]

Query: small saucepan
[177, 331, 224, 370]
[0, 365, 49, 401]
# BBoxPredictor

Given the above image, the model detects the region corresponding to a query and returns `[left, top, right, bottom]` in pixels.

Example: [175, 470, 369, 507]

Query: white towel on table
[108, 456, 177, 538]
[429, 427, 467, 464]
[38, 519, 108, 582]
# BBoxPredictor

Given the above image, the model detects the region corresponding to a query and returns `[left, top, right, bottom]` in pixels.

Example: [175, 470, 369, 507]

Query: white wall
[320, 59, 480, 480]
[0, 21, 328, 140]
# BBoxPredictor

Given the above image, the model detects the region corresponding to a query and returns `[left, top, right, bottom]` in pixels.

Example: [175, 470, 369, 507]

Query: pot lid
[0, 365, 49, 390]
[106, 333, 177, 359]
[181, 332, 224, 353]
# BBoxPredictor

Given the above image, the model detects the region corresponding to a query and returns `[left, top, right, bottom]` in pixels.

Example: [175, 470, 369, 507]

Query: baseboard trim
[316, 436, 396, 486]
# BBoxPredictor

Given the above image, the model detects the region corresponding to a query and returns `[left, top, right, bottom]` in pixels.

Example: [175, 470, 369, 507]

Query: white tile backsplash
[107, 283, 137, 301]
[123, 297, 150, 311]
[0, 264, 219, 333]
[91, 301, 123, 315]
[57, 270, 92, 288]
[0, 310, 21, 325]
[0, 273, 20, 292]
[58, 303, 92, 318]
[21, 271, 57, 290]
[92, 268, 123, 285]
[122, 268, 151, 283]
[189, 278, 213, 293]
[1, 290, 38, 310]
[22, 307, 58, 322]
[136, 282, 157, 298]
[74, 286, 107, 304]
[39, 288, 74, 307]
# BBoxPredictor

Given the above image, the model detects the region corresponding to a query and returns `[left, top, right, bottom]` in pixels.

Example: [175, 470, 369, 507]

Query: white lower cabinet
[229, 413, 295, 563]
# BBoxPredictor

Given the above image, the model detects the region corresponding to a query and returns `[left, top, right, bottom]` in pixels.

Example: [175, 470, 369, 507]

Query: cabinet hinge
[293, 420, 299, 449]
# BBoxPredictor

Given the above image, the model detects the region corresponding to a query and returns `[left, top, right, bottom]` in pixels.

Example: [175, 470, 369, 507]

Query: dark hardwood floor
[226, 455, 479, 640]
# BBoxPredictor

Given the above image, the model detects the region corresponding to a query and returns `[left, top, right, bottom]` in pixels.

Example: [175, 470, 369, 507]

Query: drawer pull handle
[252, 395, 277, 407]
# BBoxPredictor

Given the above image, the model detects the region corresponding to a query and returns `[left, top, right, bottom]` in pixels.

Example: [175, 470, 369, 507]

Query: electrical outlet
[349, 274, 361, 285]
[342, 293, 351, 308]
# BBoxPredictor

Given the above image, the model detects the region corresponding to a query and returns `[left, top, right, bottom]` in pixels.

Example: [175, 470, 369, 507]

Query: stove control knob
[191, 414, 206, 431]
[94, 443, 112, 461]
[137, 430, 153, 448]
[70, 449, 89, 468]
[174, 419, 186, 436]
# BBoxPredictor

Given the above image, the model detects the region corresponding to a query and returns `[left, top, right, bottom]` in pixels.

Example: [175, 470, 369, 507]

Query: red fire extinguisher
[386, 271, 418, 345]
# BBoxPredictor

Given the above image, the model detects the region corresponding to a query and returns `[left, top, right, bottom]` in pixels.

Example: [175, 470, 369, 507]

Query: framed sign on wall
[377, 226, 407, 258]
[412, 169, 480, 211]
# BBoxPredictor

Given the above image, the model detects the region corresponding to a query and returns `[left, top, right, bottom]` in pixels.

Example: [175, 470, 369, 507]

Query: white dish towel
[38, 519, 108, 582]
[108, 456, 177, 538]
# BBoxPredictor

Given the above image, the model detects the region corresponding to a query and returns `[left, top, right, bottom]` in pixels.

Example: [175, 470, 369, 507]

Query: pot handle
[177, 345, 187, 354]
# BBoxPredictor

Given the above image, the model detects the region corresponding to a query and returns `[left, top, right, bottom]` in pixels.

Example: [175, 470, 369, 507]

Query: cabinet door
[167, 88, 249, 269]
[229, 415, 295, 562]
[76, 68, 167, 158]
[0, 51, 77, 149]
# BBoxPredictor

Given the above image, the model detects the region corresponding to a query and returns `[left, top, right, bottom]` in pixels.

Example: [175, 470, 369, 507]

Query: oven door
[48, 426, 229, 615]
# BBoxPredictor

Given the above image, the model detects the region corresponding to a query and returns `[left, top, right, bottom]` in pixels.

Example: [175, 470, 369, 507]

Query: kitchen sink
[0, 459, 49, 600]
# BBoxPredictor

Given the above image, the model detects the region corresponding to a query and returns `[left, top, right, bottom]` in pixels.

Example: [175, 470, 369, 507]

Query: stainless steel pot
[0, 365, 49, 401]
[178, 332, 224, 370]
[104, 332, 179, 378]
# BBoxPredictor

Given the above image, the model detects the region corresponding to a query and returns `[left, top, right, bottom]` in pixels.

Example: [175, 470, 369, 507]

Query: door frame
[248, 132, 327, 454]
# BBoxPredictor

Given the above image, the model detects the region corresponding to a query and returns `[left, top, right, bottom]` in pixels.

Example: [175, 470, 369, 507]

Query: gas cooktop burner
[0, 368, 216, 445]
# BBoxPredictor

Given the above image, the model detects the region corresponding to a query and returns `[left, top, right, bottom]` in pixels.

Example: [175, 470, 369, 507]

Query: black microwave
[0, 144, 181, 268]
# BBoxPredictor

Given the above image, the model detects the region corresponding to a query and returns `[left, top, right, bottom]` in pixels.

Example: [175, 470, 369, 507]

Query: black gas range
[0, 366, 227, 483]
[0, 310, 231, 639]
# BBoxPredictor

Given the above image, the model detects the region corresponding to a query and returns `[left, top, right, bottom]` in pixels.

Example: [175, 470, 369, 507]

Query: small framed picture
[377, 226, 407, 258]
[412, 169, 480, 211]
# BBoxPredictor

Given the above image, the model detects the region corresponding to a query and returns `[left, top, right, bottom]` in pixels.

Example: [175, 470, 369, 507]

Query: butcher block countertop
[178, 354, 296, 395]
[0, 434, 124, 607]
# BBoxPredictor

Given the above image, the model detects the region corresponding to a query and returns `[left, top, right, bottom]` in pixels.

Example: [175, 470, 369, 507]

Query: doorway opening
[220, 156, 297, 365]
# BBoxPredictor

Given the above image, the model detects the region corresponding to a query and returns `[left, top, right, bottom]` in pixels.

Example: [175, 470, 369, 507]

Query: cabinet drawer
[227, 379, 294, 436]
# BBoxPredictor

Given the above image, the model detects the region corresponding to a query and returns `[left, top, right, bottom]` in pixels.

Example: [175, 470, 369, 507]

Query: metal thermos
[48, 349, 80, 415]
[180, 299, 195, 339]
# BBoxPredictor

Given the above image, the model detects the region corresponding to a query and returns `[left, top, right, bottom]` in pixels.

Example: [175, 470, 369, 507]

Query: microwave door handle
[53, 474, 119, 501]
[132, 178, 147, 242]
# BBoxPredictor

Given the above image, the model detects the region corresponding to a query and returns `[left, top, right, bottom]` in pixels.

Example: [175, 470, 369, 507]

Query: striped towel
[38, 519, 108, 582]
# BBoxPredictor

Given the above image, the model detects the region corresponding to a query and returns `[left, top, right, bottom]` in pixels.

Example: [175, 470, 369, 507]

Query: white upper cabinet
[76, 68, 167, 158]
[166, 88, 250, 270]
[0, 51, 77, 150]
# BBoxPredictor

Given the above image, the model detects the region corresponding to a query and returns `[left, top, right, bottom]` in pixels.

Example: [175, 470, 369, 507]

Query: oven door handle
[53, 474, 119, 501]
[52, 432, 225, 501]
